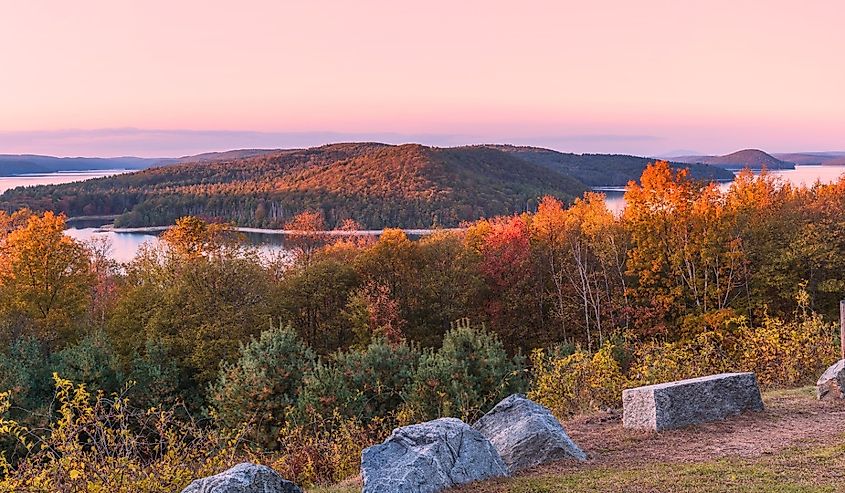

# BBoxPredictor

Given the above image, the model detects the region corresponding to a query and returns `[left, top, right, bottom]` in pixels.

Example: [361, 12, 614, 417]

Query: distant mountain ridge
[0, 143, 737, 228]
[484, 145, 734, 186]
[772, 152, 845, 166]
[672, 149, 795, 170]
[0, 155, 160, 176]
[171, 149, 279, 163]
[0, 150, 281, 176]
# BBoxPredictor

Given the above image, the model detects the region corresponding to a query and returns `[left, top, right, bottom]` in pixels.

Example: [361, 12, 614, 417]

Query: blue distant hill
[671, 149, 795, 170]
[0, 155, 164, 176]
[0, 149, 281, 176]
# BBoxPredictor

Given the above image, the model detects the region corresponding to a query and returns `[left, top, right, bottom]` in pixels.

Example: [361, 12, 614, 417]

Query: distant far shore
[65, 214, 121, 222]
[94, 223, 464, 236]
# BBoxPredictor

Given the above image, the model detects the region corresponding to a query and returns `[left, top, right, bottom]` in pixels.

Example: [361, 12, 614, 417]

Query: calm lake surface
[0, 169, 127, 193]
[4, 166, 845, 262]
[64, 223, 292, 263]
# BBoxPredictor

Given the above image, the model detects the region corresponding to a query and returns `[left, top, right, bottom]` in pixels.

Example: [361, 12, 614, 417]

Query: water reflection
[64, 224, 293, 264]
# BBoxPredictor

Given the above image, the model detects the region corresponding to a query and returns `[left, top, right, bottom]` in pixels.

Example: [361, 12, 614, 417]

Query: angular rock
[361, 417, 508, 493]
[816, 360, 845, 400]
[181, 463, 302, 493]
[473, 394, 586, 473]
[623, 372, 764, 431]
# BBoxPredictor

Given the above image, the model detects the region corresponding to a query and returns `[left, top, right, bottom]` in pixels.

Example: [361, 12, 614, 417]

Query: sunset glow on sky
[2, 0, 844, 156]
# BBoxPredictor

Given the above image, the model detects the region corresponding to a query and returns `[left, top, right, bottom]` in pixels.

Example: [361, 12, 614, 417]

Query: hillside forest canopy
[0, 162, 841, 490]
[0, 144, 733, 229]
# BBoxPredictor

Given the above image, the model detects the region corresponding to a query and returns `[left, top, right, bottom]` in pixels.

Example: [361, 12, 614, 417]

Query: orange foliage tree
[471, 215, 543, 347]
[285, 211, 327, 266]
[624, 162, 748, 336]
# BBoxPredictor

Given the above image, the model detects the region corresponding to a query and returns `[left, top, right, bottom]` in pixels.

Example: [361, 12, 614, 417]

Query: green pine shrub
[207, 325, 315, 448]
[404, 321, 527, 422]
[297, 337, 420, 424]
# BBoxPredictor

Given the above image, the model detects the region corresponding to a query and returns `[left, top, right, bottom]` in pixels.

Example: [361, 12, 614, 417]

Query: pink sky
[2, 0, 844, 157]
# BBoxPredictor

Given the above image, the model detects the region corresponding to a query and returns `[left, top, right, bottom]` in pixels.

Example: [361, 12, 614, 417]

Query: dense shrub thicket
[208, 325, 315, 447]
[529, 299, 835, 416]
[297, 337, 421, 423]
[405, 322, 526, 422]
[0, 163, 843, 489]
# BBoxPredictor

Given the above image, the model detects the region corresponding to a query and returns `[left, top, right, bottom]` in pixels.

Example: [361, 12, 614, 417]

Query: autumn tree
[284, 211, 327, 267]
[624, 162, 747, 336]
[276, 251, 360, 353]
[773, 179, 845, 318]
[160, 215, 233, 257]
[355, 229, 416, 305]
[469, 215, 544, 348]
[344, 280, 406, 345]
[408, 231, 485, 346]
[0, 209, 33, 240]
[0, 212, 92, 346]
[532, 194, 627, 348]
[87, 237, 121, 326]
[108, 216, 276, 407]
[332, 218, 373, 249]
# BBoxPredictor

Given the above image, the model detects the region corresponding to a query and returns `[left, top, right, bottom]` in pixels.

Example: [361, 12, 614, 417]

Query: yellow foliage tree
[0, 212, 92, 345]
[529, 341, 627, 416]
[160, 216, 232, 258]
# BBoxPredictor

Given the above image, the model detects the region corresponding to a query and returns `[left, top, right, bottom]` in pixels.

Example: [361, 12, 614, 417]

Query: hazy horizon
[3, 0, 844, 157]
[2, 128, 845, 160]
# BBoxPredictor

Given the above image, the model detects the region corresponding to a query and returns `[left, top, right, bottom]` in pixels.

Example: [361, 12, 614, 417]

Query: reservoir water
[63, 222, 292, 263]
[3, 166, 845, 262]
[0, 169, 127, 193]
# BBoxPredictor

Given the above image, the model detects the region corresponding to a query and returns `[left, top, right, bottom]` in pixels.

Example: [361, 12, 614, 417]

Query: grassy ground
[453, 442, 845, 492]
[311, 387, 845, 493]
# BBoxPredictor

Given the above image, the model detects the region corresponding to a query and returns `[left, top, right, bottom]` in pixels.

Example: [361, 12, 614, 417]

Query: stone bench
[816, 360, 845, 400]
[623, 372, 764, 431]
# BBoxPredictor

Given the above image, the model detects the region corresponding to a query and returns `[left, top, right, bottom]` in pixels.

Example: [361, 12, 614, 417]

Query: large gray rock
[817, 360, 845, 400]
[473, 394, 586, 473]
[623, 372, 764, 431]
[181, 463, 302, 493]
[361, 417, 508, 493]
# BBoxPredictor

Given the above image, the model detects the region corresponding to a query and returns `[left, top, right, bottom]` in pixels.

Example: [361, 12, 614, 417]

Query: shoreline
[65, 214, 121, 222]
[93, 224, 465, 236]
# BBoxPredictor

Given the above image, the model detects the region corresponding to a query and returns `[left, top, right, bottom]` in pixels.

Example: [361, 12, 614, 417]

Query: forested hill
[0, 143, 733, 228]
[672, 149, 796, 170]
[0, 143, 588, 228]
[483, 145, 735, 186]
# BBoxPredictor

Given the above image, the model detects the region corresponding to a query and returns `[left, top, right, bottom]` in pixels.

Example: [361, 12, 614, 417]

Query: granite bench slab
[623, 372, 764, 431]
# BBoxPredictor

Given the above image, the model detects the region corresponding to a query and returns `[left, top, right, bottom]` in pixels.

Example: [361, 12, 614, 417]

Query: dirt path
[320, 387, 845, 493]
[494, 387, 845, 480]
